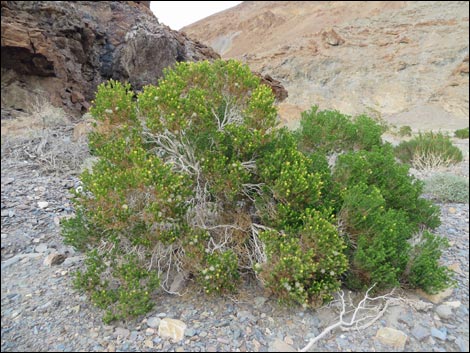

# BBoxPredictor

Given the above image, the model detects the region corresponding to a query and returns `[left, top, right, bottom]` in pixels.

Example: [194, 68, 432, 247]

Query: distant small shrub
[394, 132, 463, 169]
[454, 127, 469, 139]
[424, 173, 469, 203]
[398, 125, 412, 137]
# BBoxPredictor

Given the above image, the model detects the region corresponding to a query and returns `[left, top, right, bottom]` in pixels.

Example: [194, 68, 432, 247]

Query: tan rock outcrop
[184, 1, 469, 130]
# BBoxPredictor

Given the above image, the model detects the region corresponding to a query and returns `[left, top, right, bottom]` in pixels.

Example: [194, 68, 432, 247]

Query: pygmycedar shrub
[62, 60, 453, 323]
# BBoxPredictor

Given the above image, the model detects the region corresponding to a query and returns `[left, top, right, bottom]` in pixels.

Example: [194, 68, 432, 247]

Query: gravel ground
[1, 136, 468, 352]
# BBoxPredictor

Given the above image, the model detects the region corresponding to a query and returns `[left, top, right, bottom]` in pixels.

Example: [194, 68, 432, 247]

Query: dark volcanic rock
[1, 1, 219, 116]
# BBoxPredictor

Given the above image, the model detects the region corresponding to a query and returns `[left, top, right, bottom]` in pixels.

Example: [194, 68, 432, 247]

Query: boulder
[1, 1, 219, 117]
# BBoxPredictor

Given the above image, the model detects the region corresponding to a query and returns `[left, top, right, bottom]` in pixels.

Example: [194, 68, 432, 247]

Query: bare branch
[299, 284, 398, 352]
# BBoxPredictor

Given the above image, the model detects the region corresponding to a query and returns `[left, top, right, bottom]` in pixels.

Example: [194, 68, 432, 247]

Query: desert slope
[183, 1, 469, 130]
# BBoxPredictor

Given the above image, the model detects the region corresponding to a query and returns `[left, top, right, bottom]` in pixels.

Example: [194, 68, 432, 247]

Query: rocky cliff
[183, 1, 469, 130]
[1, 1, 219, 117]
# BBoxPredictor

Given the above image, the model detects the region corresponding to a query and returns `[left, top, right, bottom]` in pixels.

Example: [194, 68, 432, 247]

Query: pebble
[435, 304, 453, 320]
[37, 201, 49, 209]
[147, 317, 161, 328]
[431, 328, 447, 341]
[115, 327, 130, 339]
[411, 325, 430, 341]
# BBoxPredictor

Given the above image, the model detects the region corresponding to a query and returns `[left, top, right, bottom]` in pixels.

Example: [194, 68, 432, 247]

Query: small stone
[147, 317, 161, 328]
[72, 305, 80, 313]
[63, 256, 82, 267]
[448, 207, 456, 214]
[254, 296, 267, 308]
[416, 288, 453, 304]
[129, 331, 139, 341]
[253, 338, 261, 352]
[35, 244, 48, 253]
[107, 343, 116, 352]
[443, 301, 461, 309]
[2, 177, 14, 185]
[375, 327, 408, 350]
[184, 328, 196, 337]
[145, 328, 155, 335]
[206, 346, 217, 352]
[38, 201, 49, 209]
[158, 318, 187, 342]
[1, 256, 20, 269]
[157, 312, 167, 318]
[144, 339, 153, 348]
[115, 327, 130, 339]
[447, 263, 464, 275]
[454, 337, 469, 352]
[268, 338, 296, 352]
[435, 304, 453, 320]
[431, 328, 447, 341]
[175, 347, 185, 352]
[217, 337, 230, 344]
[284, 336, 294, 345]
[411, 325, 429, 341]
[43, 253, 66, 266]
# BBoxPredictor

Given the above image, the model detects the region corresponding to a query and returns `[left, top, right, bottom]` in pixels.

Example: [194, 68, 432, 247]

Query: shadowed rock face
[1, 1, 219, 117]
[183, 1, 469, 130]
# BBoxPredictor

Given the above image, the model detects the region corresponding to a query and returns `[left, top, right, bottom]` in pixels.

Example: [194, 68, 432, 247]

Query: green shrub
[394, 131, 463, 169]
[259, 209, 347, 307]
[407, 231, 454, 294]
[454, 127, 469, 139]
[333, 145, 440, 229]
[62, 61, 452, 322]
[424, 173, 469, 203]
[398, 125, 413, 137]
[296, 106, 384, 153]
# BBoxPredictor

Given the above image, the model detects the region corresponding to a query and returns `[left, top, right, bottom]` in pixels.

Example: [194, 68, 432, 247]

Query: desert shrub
[424, 173, 469, 203]
[454, 127, 469, 139]
[398, 125, 413, 137]
[296, 106, 384, 153]
[394, 131, 463, 169]
[63, 61, 452, 322]
[338, 183, 416, 289]
[407, 231, 455, 293]
[297, 109, 447, 292]
[259, 209, 347, 306]
[333, 145, 440, 229]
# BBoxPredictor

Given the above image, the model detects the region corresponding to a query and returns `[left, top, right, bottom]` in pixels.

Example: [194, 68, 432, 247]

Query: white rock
[443, 300, 461, 308]
[37, 201, 49, 209]
[158, 318, 186, 342]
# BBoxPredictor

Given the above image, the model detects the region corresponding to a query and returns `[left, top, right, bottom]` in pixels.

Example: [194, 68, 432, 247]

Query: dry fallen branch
[299, 284, 398, 352]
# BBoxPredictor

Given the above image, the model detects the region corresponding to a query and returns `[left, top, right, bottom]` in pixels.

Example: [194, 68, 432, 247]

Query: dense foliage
[62, 60, 453, 322]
